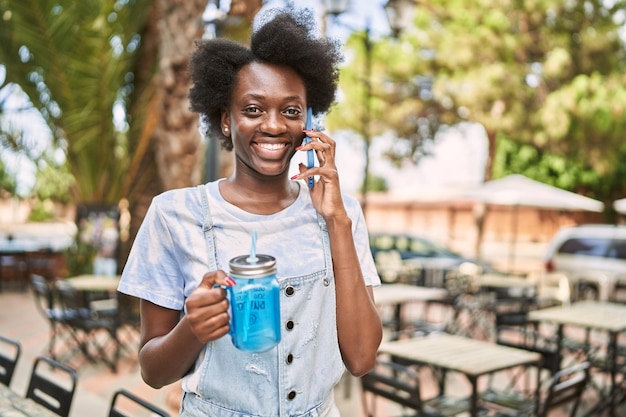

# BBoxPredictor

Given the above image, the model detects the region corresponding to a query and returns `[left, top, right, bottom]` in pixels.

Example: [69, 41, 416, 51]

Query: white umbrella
[614, 198, 626, 214]
[457, 174, 604, 212]
[456, 174, 605, 271]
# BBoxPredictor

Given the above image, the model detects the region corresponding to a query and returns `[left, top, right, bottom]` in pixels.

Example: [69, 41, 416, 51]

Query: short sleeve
[345, 195, 381, 287]
[117, 195, 187, 310]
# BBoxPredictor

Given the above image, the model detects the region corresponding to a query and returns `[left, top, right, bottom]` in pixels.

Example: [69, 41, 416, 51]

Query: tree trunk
[473, 128, 497, 259]
[119, 0, 208, 271]
[153, 0, 207, 190]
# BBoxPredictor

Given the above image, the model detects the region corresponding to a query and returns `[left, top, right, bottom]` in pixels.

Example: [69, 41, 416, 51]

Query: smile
[257, 143, 288, 151]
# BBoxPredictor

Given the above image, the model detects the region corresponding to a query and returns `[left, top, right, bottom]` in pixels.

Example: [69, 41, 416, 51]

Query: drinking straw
[246, 229, 258, 263]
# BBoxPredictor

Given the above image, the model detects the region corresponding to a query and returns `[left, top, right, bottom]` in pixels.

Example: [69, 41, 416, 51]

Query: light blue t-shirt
[118, 180, 380, 416]
[119, 180, 379, 308]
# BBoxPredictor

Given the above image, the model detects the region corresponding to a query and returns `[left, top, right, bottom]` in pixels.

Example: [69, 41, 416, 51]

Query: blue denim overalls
[180, 185, 344, 417]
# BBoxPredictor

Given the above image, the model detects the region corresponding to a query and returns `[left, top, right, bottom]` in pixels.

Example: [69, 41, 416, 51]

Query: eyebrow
[242, 93, 304, 103]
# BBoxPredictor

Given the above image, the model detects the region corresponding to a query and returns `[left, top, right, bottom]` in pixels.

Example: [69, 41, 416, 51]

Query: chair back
[26, 356, 77, 417]
[55, 280, 88, 312]
[539, 361, 590, 417]
[498, 338, 562, 377]
[445, 263, 480, 297]
[531, 272, 571, 306]
[360, 360, 424, 416]
[108, 389, 170, 417]
[0, 335, 21, 386]
[30, 274, 54, 316]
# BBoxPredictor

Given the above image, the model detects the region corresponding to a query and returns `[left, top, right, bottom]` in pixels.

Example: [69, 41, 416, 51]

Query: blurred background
[2, 1, 626, 416]
[1, 0, 625, 280]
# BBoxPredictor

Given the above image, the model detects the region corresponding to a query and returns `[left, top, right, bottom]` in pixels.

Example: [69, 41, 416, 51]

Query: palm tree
[0, 0, 260, 220]
[0, 0, 158, 204]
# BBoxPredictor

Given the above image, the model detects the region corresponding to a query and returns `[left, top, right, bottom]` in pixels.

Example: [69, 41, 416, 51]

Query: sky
[290, 123, 488, 195]
[1, 0, 488, 198]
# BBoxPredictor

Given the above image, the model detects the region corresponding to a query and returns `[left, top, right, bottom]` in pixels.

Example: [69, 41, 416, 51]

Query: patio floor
[1, 286, 625, 417]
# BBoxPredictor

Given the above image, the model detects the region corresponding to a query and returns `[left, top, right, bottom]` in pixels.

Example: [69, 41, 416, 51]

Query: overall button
[286, 353, 294, 364]
[285, 286, 295, 296]
[286, 320, 295, 330]
[287, 391, 297, 400]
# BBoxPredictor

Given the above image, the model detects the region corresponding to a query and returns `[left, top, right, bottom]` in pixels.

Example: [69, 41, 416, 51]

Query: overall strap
[316, 212, 333, 287]
[198, 184, 219, 271]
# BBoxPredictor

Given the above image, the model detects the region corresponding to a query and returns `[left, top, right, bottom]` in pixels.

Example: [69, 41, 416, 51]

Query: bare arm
[138, 271, 232, 388]
[327, 215, 382, 377]
[294, 130, 383, 377]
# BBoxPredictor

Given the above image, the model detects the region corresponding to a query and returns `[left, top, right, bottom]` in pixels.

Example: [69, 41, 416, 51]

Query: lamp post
[321, 0, 415, 215]
[202, 1, 228, 183]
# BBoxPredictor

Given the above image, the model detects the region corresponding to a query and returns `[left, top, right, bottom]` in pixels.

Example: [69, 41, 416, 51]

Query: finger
[303, 130, 336, 158]
[199, 270, 233, 289]
[299, 139, 333, 167]
[291, 163, 316, 187]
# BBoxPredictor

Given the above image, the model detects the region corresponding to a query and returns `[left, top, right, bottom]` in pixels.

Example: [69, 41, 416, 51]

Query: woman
[118, 7, 382, 416]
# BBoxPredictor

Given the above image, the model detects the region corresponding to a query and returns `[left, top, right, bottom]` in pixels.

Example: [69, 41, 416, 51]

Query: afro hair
[188, 7, 343, 151]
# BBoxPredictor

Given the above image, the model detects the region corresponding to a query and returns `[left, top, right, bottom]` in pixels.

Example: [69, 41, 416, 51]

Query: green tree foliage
[328, 0, 626, 209]
[411, 0, 626, 203]
[326, 29, 461, 175]
[0, 0, 152, 204]
[0, 158, 17, 195]
[31, 157, 74, 203]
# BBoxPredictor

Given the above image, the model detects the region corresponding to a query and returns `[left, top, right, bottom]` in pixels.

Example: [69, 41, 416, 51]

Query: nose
[259, 110, 287, 135]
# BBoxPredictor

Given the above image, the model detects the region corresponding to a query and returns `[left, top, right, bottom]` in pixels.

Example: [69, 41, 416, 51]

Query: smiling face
[222, 61, 307, 182]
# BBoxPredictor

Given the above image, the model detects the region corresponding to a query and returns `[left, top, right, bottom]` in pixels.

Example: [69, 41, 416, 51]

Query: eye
[243, 106, 262, 116]
[283, 107, 302, 118]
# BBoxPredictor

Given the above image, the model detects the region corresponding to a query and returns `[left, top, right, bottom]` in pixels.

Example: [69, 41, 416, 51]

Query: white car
[544, 224, 626, 301]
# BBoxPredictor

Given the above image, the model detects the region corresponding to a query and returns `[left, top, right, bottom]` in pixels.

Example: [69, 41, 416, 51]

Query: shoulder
[150, 186, 203, 215]
[152, 186, 201, 207]
[140, 186, 207, 233]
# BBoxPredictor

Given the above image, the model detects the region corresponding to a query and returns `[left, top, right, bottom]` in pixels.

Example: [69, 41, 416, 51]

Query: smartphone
[304, 107, 314, 189]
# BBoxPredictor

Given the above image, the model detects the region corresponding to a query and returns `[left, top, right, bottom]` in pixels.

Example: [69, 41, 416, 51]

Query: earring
[224, 127, 229, 135]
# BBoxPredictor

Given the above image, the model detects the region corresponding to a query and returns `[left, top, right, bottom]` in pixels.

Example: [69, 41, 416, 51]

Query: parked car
[544, 224, 626, 300]
[368, 233, 492, 285]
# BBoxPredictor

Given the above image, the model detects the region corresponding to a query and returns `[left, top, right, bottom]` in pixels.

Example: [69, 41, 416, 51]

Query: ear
[220, 109, 230, 136]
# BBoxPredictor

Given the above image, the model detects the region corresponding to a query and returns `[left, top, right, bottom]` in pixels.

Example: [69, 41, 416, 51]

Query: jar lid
[229, 254, 277, 278]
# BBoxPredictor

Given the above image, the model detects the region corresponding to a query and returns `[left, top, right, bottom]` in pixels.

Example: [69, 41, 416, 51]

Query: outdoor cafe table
[475, 274, 537, 292]
[379, 333, 541, 417]
[0, 384, 59, 417]
[63, 275, 122, 312]
[373, 284, 448, 332]
[528, 300, 626, 417]
[64, 274, 121, 292]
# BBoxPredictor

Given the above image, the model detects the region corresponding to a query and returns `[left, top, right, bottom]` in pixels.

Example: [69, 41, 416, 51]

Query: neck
[219, 172, 300, 215]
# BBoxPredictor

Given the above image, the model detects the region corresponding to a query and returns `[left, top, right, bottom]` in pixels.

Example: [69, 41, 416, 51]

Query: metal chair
[0, 334, 21, 386]
[115, 293, 141, 356]
[361, 359, 471, 417]
[483, 325, 563, 407]
[483, 361, 590, 417]
[54, 279, 120, 372]
[25, 355, 78, 417]
[108, 389, 170, 417]
[30, 274, 76, 361]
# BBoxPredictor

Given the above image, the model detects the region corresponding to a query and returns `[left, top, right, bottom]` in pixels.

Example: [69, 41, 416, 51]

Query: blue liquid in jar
[228, 255, 281, 352]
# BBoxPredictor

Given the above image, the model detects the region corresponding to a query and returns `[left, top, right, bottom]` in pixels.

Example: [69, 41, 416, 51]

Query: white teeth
[258, 143, 286, 151]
